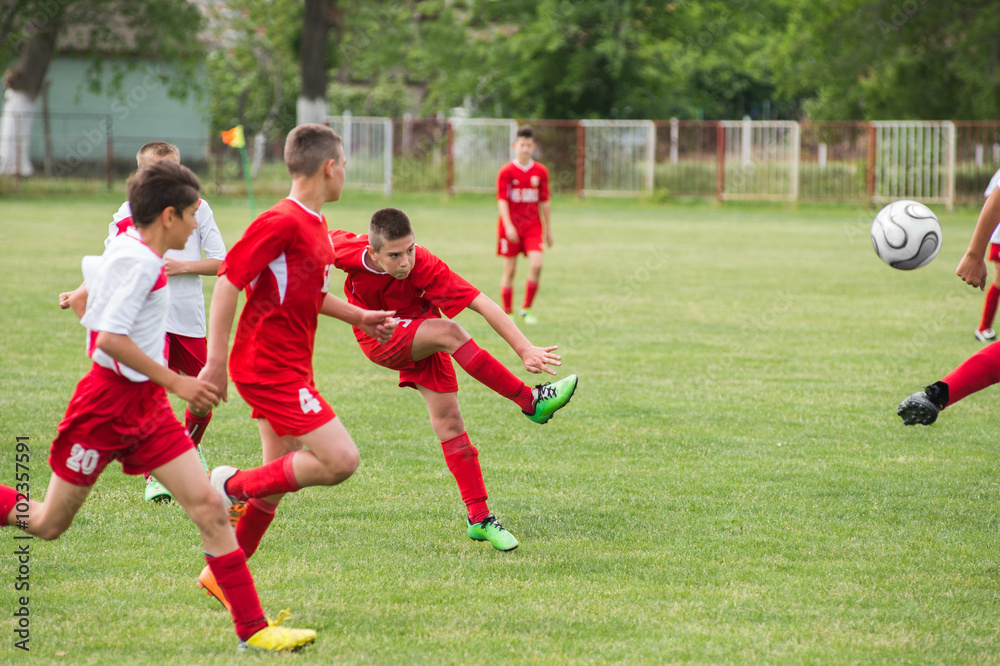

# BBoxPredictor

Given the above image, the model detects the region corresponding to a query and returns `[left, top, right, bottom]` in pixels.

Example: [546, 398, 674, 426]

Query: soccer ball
[870, 200, 941, 270]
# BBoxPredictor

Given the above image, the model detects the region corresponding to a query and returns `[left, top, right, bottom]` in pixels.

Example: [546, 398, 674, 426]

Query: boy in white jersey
[0, 161, 315, 651]
[60, 141, 227, 502]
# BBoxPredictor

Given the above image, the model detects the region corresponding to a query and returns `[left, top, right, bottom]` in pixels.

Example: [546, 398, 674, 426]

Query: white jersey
[986, 169, 1000, 245]
[107, 199, 226, 337]
[82, 227, 169, 383]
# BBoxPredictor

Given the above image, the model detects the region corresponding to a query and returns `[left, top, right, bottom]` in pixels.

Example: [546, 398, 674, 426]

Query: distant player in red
[497, 125, 552, 325]
[331, 208, 578, 551]
[0, 161, 315, 651]
[196, 124, 396, 609]
[899, 172, 1000, 425]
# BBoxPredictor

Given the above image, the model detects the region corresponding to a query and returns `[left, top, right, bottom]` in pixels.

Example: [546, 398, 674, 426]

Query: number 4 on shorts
[298, 388, 322, 414]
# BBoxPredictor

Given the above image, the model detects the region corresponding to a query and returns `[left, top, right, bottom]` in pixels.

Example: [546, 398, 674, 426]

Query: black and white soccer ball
[870, 200, 941, 270]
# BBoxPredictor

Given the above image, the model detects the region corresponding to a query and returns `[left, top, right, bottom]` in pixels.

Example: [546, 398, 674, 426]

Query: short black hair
[284, 124, 343, 177]
[127, 161, 200, 227]
[369, 208, 414, 251]
[516, 125, 534, 140]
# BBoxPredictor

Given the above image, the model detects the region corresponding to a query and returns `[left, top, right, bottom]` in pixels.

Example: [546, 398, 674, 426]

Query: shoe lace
[534, 383, 557, 402]
[479, 515, 507, 532]
[268, 608, 292, 627]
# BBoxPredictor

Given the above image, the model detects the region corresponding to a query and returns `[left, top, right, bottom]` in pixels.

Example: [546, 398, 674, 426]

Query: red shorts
[989, 243, 1000, 262]
[357, 318, 458, 393]
[166, 333, 207, 377]
[49, 364, 194, 487]
[497, 226, 544, 257]
[235, 378, 336, 437]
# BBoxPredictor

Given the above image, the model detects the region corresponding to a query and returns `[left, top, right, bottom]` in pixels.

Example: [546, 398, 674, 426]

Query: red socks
[501, 287, 513, 314]
[236, 499, 278, 559]
[980, 284, 1000, 333]
[441, 432, 489, 522]
[523, 280, 539, 310]
[452, 339, 534, 412]
[227, 452, 300, 502]
[0, 485, 22, 527]
[185, 408, 213, 446]
[941, 342, 1000, 406]
[205, 548, 268, 641]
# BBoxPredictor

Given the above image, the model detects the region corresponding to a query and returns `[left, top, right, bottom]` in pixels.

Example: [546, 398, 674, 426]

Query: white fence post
[945, 120, 956, 211]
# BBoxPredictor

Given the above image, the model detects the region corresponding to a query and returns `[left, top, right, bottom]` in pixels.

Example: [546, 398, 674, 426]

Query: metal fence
[4, 111, 1000, 207]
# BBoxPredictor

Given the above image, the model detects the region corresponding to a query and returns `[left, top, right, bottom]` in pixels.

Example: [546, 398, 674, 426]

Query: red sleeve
[218, 212, 288, 289]
[330, 229, 361, 272]
[539, 164, 550, 202]
[496, 164, 511, 201]
[415, 247, 480, 319]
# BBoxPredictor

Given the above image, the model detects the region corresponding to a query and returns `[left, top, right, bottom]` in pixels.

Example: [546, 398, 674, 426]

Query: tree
[297, 0, 338, 125]
[0, 0, 203, 175]
[771, 0, 1000, 120]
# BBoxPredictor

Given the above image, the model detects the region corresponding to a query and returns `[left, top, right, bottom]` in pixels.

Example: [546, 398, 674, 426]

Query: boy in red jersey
[898, 176, 1000, 425]
[497, 125, 552, 325]
[196, 124, 397, 608]
[331, 207, 579, 551]
[0, 161, 315, 652]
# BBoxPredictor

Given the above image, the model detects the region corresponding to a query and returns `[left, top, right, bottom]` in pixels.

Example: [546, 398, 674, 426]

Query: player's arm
[59, 283, 88, 319]
[497, 200, 519, 243]
[466, 292, 560, 375]
[320, 294, 397, 344]
[957, 187, 1000, 289]
[164, 257, 222, 277]
[199, 275, 240, 401]
[95, 331, 219, 412]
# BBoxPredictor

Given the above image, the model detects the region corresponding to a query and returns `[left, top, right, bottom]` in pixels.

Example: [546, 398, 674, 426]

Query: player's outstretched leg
[897, 382, 949, 426]
[467, 514, 518, 551]
[524, 374, 579, 424]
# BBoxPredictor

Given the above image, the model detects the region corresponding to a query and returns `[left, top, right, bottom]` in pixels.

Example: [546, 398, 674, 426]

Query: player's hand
[197, 362, 229, 402]
[956, 254, 989, 290]
[173, 376, 221, 413]
[521, 345, 561, 375]
[58, 292, 72, 309]
[164, 258, 186, 276]
[505, 225, 520, 243]
[545, 232, 553, 248]
[358, 310, 398, 344]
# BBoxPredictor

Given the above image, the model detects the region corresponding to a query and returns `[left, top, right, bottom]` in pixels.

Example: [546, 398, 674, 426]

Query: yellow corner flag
[221, 125, 246, 148]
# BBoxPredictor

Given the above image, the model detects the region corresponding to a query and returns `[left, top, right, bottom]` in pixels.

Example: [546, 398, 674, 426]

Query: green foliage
[772, 0, 1000, 120]
[203, 0, 301, 139]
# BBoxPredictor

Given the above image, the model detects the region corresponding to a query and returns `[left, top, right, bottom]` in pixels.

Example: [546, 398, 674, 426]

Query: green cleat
[467, 514, 519, 551]
[524, 374, 579, 424]
[144, 474, 172, 503]
[519, 309, 538, 325]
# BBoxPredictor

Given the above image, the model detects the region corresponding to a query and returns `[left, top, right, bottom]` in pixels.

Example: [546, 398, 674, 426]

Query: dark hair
[516, 125, 534, 140]
[136, 141, 179, 167]
[127, 161, 200, 228]
[284, 124, 343, 177]
[369, 208, 414, 251]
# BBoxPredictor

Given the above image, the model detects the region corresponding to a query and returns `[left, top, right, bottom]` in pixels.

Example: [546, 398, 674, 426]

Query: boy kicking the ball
[0, 161, 314, 652]
[195, 124, 397, 609]
[330, 207, 578, 551]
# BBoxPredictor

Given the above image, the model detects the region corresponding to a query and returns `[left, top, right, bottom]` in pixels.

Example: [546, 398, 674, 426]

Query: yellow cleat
[239, 609, 316, 652]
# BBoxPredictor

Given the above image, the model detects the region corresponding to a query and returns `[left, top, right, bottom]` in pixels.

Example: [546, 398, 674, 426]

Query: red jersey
[330, 230, 480, 337]
[496, 159, 549, 234]
[220, 198, 335, 383]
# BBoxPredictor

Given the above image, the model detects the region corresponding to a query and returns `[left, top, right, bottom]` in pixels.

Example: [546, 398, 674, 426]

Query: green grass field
[2, 189, 1000, 664]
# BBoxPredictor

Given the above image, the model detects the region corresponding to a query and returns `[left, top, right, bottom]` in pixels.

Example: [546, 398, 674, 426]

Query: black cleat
[897, 392, 940, 425]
